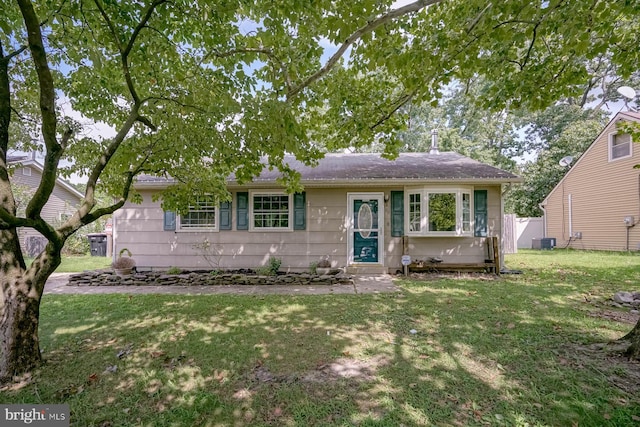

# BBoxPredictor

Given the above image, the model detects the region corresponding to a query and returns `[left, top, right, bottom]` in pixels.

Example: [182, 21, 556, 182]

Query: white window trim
[176, 196, 219, 232]
[404, 186, 474, 237]
[249, 190, 293, 232]
[22, 167, 31, 176]
[608, 132, 633, 162]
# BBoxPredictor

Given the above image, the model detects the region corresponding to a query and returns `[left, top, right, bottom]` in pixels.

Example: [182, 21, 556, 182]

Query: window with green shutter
[236, 192, 248, 230]
[390, 191, 404, 237]
[293, 192, 306, 230]
[163, 211, 176, 231]
[474, 190, 488, 237]
[219, 201, 232, 230]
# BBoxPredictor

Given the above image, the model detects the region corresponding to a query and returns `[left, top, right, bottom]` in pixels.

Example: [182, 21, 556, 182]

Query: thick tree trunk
[620, 318, 640, 360]
[0, 283, 42, 382]
[0, 229, 59, 384]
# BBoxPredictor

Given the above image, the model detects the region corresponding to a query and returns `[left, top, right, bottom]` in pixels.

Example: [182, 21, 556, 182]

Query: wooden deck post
[492, 236, 500, 274]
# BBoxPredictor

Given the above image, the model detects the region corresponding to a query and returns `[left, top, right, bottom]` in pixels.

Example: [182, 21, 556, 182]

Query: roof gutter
[134, 177, 523, 190]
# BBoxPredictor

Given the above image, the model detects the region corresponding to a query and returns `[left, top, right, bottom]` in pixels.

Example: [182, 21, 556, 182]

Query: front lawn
[25, 255, 112, 273]
[2, 249, 639, 426]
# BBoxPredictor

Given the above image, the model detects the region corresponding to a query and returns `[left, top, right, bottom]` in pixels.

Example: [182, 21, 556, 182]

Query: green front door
[352, 198, 380, 263]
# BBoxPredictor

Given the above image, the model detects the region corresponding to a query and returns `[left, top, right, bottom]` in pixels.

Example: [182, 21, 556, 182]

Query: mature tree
[1, 0, 639, 382]
[506, 105, 609, 217]
[505, 60, 640, 216]
[385, 79, 521, 170]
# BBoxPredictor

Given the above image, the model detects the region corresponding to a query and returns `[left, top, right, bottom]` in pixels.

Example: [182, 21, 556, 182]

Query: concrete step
[346, 264, 387, 275]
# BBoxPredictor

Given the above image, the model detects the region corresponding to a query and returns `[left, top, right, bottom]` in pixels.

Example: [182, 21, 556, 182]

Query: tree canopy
[2, 0, 640, 381]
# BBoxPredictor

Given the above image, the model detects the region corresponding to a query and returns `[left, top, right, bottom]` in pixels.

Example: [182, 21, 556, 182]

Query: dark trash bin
[87, 233, 108, 257]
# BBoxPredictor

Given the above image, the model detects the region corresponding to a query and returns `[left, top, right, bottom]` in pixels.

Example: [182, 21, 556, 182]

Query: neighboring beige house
[8, 154, 84, 256]
[540, 111, 640, 251]
[113, 152, 520, 273]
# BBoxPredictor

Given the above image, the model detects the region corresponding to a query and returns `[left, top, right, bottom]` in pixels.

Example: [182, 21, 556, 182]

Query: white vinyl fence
[503, 215, 544, 254]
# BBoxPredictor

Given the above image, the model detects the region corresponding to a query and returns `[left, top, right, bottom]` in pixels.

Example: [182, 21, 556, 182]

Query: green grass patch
[25, 255, 112, 273]
[2, 249, 639, 426]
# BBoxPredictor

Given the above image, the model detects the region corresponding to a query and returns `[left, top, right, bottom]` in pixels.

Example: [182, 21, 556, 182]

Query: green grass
[25, 255, 112, 273]
[2, 249, 640, 426]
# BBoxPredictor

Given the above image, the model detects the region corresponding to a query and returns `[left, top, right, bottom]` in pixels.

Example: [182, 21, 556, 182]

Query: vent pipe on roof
[430, 129, 439, 154]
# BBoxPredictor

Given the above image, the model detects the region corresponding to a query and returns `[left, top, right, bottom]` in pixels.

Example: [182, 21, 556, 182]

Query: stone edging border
[68, 270, 354, 287]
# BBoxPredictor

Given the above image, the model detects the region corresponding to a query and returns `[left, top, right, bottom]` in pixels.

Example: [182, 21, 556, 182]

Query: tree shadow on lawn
[2, 275, 640, 426]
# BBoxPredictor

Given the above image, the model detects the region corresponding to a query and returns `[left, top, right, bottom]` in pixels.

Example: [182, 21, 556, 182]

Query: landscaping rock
[67, 269, 354, 287]
[611, 290, 640, 311]
[614, 292, 635, 304]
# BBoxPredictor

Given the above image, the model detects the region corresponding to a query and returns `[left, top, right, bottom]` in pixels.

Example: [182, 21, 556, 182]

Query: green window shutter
[293, 192, 306, 230]
[236, 192, 248, 230]
[163, 211, 176, 231]
[390, 191, 404, 237]
[219, 201, 232, 230]
[474, 190, 488, 237]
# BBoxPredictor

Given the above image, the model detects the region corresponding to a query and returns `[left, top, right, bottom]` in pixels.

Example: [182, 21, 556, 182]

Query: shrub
[167, 266, 181, 274]
[256, 257, 282, 276]
[309, 261, 318, 275]
[268, 257, 282, 274]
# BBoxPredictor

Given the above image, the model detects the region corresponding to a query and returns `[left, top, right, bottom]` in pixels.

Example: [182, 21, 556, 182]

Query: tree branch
[78, 108, 140, 219]
[17, 0, 65, 220]
[77, 149, 154, 228]
[520, 21, 540, 70]
[370, 90, 417, 131]
[207, 47, 293, 92]
[287, 0, 440, 100]
[122, 0, 168, 59]
[0, 46, 28, 66]
[93, 0, 167, 105]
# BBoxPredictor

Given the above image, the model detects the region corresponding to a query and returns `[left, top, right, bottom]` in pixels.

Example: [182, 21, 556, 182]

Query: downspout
[500, 183, 512, 270]
[568, 193, 573, 240]
[627, 173, 640, 251]
[112, 211, 117, 265]
[538, 202, 547, 238]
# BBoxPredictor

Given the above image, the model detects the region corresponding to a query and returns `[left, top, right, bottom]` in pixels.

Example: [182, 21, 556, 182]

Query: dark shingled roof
[7, 155, 29, 163]
[250, 152, 519, 182]
[136, 152, 520, 186]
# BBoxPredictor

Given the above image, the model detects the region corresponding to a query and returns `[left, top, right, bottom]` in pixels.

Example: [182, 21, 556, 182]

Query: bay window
[405, 187, 473, 236]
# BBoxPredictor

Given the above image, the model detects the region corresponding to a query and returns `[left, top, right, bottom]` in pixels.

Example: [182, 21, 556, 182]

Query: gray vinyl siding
[114, 184, 504, 271]
[12, 166, 82, 253]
